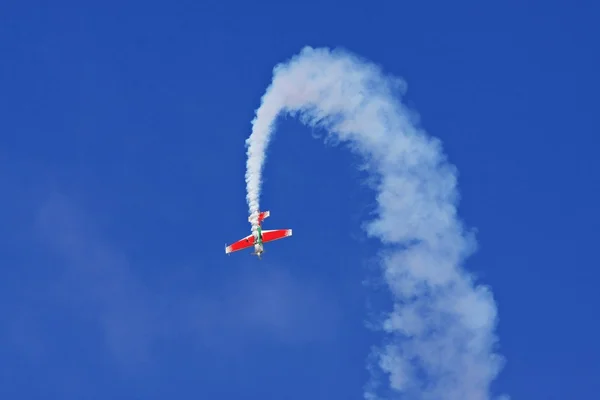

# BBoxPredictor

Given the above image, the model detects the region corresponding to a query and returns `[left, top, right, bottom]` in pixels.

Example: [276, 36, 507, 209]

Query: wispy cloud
[35, 192, 162, 372]
[5, 191, 339, 376]
[183, 265, 340, 352]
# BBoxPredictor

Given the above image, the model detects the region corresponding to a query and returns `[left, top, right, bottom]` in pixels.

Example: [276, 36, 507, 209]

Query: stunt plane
[225, 211, 292, 259]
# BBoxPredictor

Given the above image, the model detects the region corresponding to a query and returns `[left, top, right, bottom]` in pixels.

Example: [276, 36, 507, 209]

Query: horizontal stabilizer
[249, 210, 270, 223]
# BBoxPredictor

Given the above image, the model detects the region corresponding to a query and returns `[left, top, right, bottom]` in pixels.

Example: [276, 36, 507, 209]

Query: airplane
[225, 210, 292, 259]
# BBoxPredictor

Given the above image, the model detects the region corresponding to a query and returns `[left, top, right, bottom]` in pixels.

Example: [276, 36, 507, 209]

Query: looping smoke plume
[245, 47, 505, 399]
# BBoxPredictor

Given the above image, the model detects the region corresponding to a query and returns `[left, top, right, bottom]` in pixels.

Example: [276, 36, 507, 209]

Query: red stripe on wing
[226, 234, 255, 253]
[261, 229, 292, 243]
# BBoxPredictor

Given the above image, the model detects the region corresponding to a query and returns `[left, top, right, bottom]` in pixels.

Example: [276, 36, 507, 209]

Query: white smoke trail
[244, 47, 505, 399]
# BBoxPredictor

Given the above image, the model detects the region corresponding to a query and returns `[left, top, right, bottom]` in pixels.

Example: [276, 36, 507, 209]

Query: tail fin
[249, 210, 270, 224]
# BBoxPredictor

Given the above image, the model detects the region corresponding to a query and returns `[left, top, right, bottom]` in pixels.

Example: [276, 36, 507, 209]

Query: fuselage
[253, 225, 264, 255]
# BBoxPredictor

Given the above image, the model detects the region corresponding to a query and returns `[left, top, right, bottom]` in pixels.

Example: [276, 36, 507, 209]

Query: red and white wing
[225, 234, 255, 254]
[261, 229, 293, 243]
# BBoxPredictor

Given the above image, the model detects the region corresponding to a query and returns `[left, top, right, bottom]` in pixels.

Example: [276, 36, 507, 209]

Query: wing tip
[286, 229, 292, 236]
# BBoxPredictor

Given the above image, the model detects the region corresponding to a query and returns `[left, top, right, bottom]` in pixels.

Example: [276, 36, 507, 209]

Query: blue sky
[1, 0, 599, 399]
